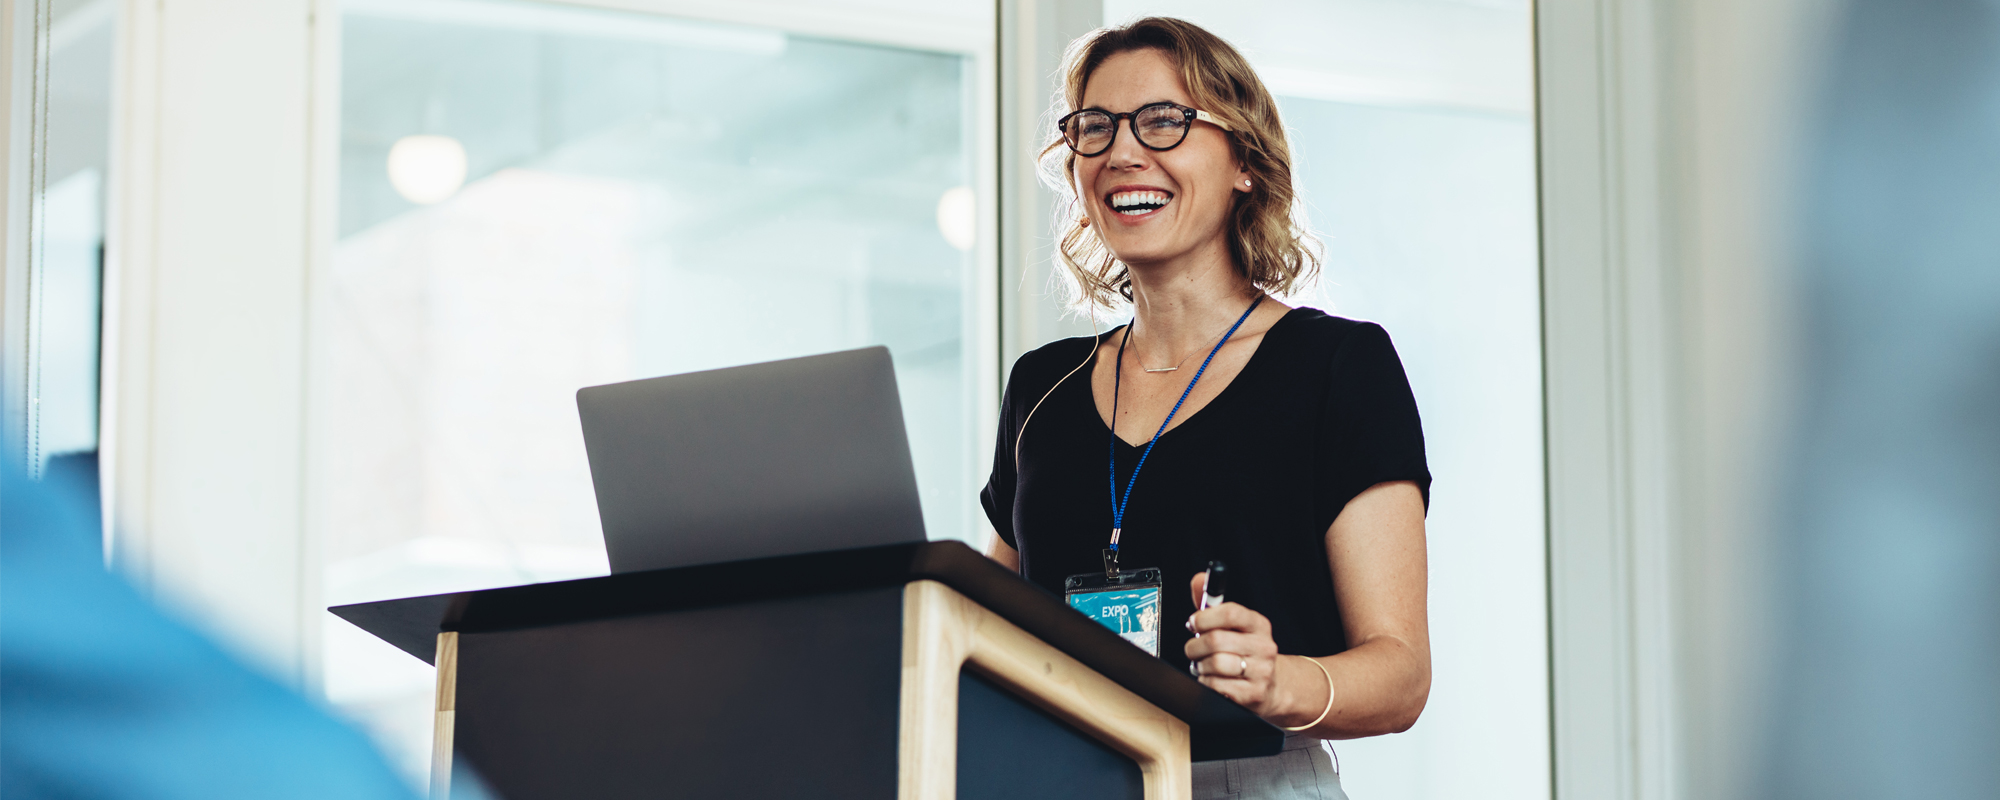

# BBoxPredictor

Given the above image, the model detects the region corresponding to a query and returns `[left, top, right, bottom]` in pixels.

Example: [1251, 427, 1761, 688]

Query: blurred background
[319, 5, 982, 771]
[2, 0, 1994, 799]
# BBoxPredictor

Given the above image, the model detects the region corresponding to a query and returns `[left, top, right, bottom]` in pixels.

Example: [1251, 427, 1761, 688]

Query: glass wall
[7, 0, 113, 499]
[317, 0, 983, 779]
[1098, 3, 1547, 799]
[1280, 97, 1546, 800]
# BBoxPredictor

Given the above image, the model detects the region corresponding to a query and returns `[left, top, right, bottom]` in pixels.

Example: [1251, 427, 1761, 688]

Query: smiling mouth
[1108, 189, 1172, 216]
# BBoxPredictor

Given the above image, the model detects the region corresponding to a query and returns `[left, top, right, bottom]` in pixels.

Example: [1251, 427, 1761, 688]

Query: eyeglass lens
[1064, 104, 1194, 155]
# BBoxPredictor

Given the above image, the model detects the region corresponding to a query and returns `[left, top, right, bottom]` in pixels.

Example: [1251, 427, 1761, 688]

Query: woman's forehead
[1080, 49, 1192, 109]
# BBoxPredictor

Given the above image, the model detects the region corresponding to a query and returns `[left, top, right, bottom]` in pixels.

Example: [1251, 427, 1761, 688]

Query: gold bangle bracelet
[1280, 656, 1336, 732]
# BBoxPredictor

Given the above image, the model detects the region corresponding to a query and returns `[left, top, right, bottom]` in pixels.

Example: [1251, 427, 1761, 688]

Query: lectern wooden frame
[333, 542, 1281, 800]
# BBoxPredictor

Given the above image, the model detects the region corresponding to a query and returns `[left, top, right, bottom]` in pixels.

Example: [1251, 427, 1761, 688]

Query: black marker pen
[1192, 564, 1224, 676]
[1199, 560, 1227, 610]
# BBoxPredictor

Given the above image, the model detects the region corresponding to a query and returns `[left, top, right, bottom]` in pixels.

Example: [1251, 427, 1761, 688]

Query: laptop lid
[576, 346, 927, 573]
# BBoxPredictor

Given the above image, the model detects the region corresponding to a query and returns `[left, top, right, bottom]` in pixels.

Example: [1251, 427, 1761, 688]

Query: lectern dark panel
[331, 541, 1285, 765]
[454, 587, 904, 800]
[956, 670, 1144, 800]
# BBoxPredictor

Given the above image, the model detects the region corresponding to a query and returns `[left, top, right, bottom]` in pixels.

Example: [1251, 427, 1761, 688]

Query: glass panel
[1279, 97, 1546, 800]
[10, 0, 113, 517]
[1098, 4, 1547, 798]
[320, 0, 979, 779]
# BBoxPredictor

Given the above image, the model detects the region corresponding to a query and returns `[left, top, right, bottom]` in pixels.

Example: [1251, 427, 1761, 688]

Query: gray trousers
[1192, 735, 1349, 800]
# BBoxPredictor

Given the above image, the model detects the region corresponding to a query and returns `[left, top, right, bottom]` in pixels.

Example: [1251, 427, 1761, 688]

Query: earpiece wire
[1013, 315, 1105, 473]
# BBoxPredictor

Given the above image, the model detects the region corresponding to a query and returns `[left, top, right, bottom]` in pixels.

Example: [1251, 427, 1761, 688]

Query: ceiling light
[936, 186, 975, 252]
[387, 135, 468, 205]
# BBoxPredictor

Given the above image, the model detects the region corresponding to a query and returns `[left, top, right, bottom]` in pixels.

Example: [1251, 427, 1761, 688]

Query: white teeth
[1108, 190, 1171, 211]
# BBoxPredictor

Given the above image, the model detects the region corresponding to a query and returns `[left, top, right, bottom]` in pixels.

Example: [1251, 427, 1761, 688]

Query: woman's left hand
[1184, 572, 1290, 718]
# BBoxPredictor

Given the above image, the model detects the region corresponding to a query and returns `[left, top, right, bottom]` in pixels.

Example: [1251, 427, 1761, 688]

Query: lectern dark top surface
[330, 540, 1285, 761]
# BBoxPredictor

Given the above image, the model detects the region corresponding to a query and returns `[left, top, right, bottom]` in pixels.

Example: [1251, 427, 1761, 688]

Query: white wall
[1658, 1, 1830, 798]
[105, 0, 316, 680]
[1535, 0, 1830, 798]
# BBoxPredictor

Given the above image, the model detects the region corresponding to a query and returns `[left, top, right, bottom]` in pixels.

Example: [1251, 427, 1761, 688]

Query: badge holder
[1065, 547, 1164, 657]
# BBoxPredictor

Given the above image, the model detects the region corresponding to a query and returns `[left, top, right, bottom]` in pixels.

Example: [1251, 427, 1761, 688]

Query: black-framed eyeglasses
[1056, 102, 1234, 157]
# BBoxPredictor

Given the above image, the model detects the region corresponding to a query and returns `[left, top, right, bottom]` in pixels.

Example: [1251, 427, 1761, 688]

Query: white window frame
[1536, 0, 1681, 795]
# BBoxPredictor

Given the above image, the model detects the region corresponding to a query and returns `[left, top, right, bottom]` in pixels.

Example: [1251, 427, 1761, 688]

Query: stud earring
[1079, 216, 1090, 228]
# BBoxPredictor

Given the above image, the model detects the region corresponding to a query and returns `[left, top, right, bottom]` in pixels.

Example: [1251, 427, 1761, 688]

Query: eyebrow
[1077, 99, 1183, 112]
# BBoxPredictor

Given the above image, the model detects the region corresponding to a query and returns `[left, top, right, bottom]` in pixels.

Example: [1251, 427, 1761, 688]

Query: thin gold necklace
[1130, 304, 1254, 372]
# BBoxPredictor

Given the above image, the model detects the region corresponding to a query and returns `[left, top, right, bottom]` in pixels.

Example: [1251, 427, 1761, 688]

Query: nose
[1102, 118, 1151, 171]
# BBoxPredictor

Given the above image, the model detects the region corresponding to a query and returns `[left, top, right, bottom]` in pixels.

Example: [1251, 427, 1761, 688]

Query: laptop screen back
[576, 346, 927, 573]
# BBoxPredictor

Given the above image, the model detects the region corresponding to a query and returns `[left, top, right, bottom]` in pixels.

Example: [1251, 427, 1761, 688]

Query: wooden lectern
[332, 541, 1281, 800]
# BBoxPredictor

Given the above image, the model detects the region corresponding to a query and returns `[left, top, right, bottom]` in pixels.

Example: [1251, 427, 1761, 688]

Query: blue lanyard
[1107, 294, 1265, 555]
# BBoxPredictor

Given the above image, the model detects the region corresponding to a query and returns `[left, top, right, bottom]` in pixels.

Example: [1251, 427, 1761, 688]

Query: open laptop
[576, 346, 927, 573]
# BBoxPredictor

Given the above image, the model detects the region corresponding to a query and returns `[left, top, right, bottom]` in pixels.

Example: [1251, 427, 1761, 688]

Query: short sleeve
[1318, 323, 1431, 521]
[979, 362, 1024, 549]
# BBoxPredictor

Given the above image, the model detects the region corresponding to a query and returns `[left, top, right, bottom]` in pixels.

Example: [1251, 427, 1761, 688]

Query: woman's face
[1073, 48, 1249, 271]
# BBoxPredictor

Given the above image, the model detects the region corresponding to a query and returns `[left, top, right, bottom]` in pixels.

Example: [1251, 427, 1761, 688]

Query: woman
[980, 17, 1432, 799]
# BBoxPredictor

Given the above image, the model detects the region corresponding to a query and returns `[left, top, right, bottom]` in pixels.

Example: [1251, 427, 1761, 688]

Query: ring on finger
[1236, 653, 1249, 678]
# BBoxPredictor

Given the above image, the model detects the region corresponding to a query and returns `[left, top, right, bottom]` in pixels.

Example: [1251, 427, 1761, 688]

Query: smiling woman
[984, 17, 1433, 800]
[1040, 21, 1318, 313]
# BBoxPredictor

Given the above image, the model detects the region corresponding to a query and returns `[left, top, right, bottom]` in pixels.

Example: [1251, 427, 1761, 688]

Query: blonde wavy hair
[1040, 17, 1320, 316]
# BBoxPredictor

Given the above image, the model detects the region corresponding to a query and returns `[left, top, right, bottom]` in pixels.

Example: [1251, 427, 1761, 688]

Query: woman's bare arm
[1308, 479, 1431, 736]
[1186, 480, 1430, 738]
[986, 534, 1021, 572]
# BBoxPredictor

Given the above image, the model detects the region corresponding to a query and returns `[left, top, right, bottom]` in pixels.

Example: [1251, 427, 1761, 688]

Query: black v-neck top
[980, 307, 1431, 672]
